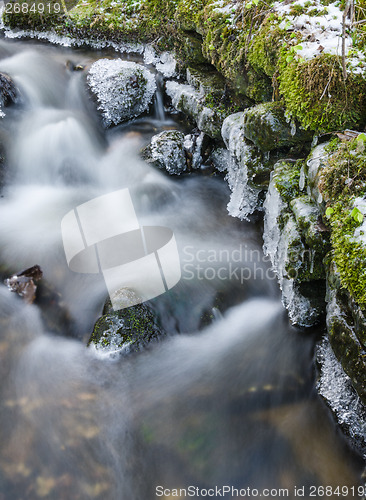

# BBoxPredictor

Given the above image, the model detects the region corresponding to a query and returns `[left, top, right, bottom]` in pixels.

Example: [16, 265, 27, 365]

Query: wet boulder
[0, 72, 18, 117]
[141, 130, 187, 175]
[4, 264, 42, 304]
[88, 289, 165, 356]
[263, 161, 328, 326]
[243, 102, 313, 152]
[221, 112, 275, 188]
[3, 264, 76, 337]
[87, 58, 156, 127]
[290, 196, 330, 253]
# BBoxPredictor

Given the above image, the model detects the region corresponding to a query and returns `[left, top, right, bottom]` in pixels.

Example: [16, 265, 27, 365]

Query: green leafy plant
[286, 44, 303, 63]
[325, 207, 334, 218]
[245, 0, 260, 9]
[351, 206, 364, 224]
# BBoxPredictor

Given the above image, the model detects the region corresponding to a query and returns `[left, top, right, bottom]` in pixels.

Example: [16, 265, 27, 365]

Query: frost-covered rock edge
[87, 58, 157, 126]
[0, 12, 177, 79]
[317, 337, 366, 458]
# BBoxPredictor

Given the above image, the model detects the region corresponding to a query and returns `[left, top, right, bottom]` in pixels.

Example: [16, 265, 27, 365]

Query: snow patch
[274, 0, 365, 73]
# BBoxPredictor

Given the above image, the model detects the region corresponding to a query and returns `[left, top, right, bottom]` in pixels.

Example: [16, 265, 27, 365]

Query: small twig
[244, 5, 257, 57]
[320, 63, 335, 100]
[342, 5, 349, 81]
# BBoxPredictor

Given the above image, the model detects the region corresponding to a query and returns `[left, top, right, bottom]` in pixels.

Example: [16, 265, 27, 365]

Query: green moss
[243, 101, 313, 152]
[272, 160, 302, 204]
[175, 0, 203, 31]
[203, 90, 242, 115]
[271, 160, 329, 282]
[290, 195, 331, 253]
[289, 4, 307, 16]
[279, 52, 366, 132]
[325, 202, 366, 307]
[246, 16, 285, 78]
[311, 138, 366, 307]
[198, 0, 274, 99]
[319, 139, 366, 201]
[238, 67, 272, 102]
[3, 7, 61, 30]
[88, 300, 164, 352]
[179, 32, 206, 64]
[324, 135, 340, 154]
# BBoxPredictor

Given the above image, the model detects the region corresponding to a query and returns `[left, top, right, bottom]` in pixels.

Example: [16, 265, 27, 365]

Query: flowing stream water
[0, 38, 364, 499]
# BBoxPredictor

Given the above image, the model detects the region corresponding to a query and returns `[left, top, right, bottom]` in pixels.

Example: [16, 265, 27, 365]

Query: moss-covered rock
[243, 102, 313, 152]
[246, 15, 285, 78]
[180, 33, 206, 64]
[186, 64, 226, 98]
[290, 196, 330, 253]
[174, 0, 203, 32]
[326, 259, 366, 404]
[316, 137, 366, 307]
[270, 160, 303, 205]
[296, 135, 366, 402]
[279, 53, 366, 133]
[263, 160, 329, 325]
[221, 112, 275, 188]
[272, 162, 330, 276]
[88, 293, 164, 354]
[165, 79, 229, 139]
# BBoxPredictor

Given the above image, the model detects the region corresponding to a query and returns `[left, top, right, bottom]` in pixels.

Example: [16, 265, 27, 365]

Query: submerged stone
[87, 58, 156, 127]
[4, 264, 43, 304]
[141, 130, 187, 175]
